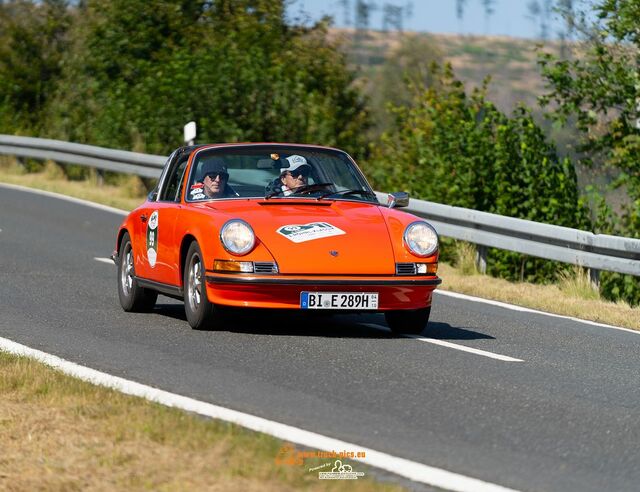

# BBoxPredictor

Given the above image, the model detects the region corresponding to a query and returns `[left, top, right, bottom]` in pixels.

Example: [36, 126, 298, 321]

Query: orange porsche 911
[113, 144, 441, 334]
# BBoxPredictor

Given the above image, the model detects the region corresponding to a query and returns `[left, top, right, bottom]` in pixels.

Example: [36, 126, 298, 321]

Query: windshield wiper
[265, 188, 285, 199]
[317, 188, 377, 200]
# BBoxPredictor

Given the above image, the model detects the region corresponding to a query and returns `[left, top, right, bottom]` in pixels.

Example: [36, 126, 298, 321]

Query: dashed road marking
[94, 257, 114, 265]
[409, 335, 523, 362]
[365, 323, 523, 362]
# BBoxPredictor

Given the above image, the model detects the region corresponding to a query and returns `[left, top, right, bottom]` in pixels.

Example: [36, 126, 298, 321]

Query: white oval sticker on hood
[276, 222, 346, 243]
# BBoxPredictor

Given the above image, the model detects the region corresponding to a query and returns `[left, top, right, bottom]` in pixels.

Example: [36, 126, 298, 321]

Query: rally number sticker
[146, 210, 159, 268]
[276, 222, 345, 243]
[190, 185, 205, 200]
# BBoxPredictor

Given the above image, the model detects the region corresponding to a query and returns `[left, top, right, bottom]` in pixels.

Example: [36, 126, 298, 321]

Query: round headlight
[220, 220, 255, 255]
[403, 221, 438, 257]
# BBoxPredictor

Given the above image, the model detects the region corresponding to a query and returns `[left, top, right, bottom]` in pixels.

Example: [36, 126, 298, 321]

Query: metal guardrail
[379, 193, 640, 278]
[2, 134, 639, 278]
[0, 135, 165, 179]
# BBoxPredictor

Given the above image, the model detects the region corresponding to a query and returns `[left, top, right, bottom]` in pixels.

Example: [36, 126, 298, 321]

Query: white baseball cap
[281, 155, 310, 174]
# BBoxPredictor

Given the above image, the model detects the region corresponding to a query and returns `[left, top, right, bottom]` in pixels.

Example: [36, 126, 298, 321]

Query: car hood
[204, 200, 396, 274]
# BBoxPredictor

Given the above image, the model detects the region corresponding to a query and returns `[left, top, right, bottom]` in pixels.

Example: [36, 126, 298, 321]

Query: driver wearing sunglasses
[191, 157, 236, 200]
[279, 155, 311, 196]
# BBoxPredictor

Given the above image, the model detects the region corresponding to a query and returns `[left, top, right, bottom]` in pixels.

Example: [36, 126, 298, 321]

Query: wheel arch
[180, 234, 198, 287]
[116, 227, 131, 256]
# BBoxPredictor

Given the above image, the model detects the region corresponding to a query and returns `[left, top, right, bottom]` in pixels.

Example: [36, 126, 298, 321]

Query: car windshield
[185, 145, 378, 204]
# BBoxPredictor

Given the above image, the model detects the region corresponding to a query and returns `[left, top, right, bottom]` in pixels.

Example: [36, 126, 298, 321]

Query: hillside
[330, 28, 560, 114]
[330, 28, 629, 210]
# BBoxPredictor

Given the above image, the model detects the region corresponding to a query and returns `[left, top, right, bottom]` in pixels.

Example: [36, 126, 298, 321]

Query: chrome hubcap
[188, 255, 202, 312]
[121, 245, 134, 296]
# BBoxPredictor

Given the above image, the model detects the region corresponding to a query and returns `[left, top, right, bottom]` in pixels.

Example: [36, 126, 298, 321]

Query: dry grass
[0, 353, 402, 492]
[557, 266, 601, 301]
[452, 241, 480, 276]
[0, 157, 147, 212]
[439, 263, 640, 330]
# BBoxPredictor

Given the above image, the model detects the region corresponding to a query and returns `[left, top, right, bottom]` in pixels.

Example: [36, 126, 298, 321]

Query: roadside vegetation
[0, 157, 144, 211]
[441, 259, 640, 332]
[0, 352, 401, 491]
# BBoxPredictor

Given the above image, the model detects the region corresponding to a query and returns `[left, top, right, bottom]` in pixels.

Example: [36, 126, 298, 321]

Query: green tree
[366, 63, 590, 281]
[538, 0, 640, 235]
[538, 0, 640, 305]
[45, 0, 369, 155]
[0, 0, 70, 132]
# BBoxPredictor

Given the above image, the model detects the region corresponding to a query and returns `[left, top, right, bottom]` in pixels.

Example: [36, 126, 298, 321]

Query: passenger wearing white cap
[279, 155, 311, 196]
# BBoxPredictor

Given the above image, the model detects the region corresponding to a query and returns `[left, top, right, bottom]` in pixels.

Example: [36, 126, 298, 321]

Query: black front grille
[396, 263, 416, 275]
[254, 262, 278, 274]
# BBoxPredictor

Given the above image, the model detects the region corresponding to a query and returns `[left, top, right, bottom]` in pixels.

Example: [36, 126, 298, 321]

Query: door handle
[140, 214, 147, 223]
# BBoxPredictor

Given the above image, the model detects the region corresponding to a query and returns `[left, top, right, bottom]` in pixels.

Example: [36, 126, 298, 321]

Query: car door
[135, 152, 188, 286]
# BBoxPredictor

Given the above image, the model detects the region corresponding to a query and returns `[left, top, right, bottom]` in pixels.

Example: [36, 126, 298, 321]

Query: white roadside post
[476, 245, 488, 274]
[184, 121, 196, 146]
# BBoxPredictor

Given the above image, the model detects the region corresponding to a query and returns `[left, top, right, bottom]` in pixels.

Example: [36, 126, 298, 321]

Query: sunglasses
[287, 169, 310, 179]
[205, 171, 229, 181]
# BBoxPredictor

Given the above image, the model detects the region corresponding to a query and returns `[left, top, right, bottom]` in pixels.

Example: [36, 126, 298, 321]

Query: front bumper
[204, 272, 442, 310]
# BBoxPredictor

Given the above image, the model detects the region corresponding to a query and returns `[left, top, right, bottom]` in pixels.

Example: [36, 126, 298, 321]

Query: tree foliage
[0, 0, 70, 132]
[1, 0, 369, 155]
[366, 63, 590, 281]
[537, 0, 640, 304]
[538, 0, 640, 234]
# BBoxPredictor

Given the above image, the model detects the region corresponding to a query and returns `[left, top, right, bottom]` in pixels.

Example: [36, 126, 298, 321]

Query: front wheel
[117, 232, 157, 312]
[385, 307, 431, 335]
[183, 241, 218, 330]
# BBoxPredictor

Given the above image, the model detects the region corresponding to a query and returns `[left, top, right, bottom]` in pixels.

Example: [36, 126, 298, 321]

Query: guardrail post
[96, 169, 104, 187]
[588, 268, 600, 291]
[476, 245, 488, 274]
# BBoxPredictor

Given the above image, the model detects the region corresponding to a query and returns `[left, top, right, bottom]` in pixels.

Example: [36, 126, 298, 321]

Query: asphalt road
[1, 183, 640, 491]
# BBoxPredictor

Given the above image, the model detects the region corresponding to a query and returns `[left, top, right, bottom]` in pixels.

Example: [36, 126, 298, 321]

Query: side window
[149, 152, 176, 202]
[159, 159, 188, 202]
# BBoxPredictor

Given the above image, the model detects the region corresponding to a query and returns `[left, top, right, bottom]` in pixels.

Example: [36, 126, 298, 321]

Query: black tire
[183, 241, 218, 330]
[385, 307, 431, 335]
[117, 232, 158, 312]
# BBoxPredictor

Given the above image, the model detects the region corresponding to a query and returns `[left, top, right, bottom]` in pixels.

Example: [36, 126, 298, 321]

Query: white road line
[0, 182, 129, 216]
[365, 323, 522, 362]
[94, 257, 114, 265]
[409, 336, 523, 362]
[0, 336, 520, 492]
[436, 290, 640, 335]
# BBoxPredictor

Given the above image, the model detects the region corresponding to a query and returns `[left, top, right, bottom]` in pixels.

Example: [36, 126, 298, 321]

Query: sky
[287, 0, 570, 40]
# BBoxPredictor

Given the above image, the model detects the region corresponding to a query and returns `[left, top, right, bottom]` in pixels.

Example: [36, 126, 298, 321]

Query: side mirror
[148, 190, 158, 202]
[387, 191, 409, 208]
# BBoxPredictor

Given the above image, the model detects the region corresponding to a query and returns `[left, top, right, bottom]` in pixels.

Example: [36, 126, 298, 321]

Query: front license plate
[300, 292, 378, 310]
